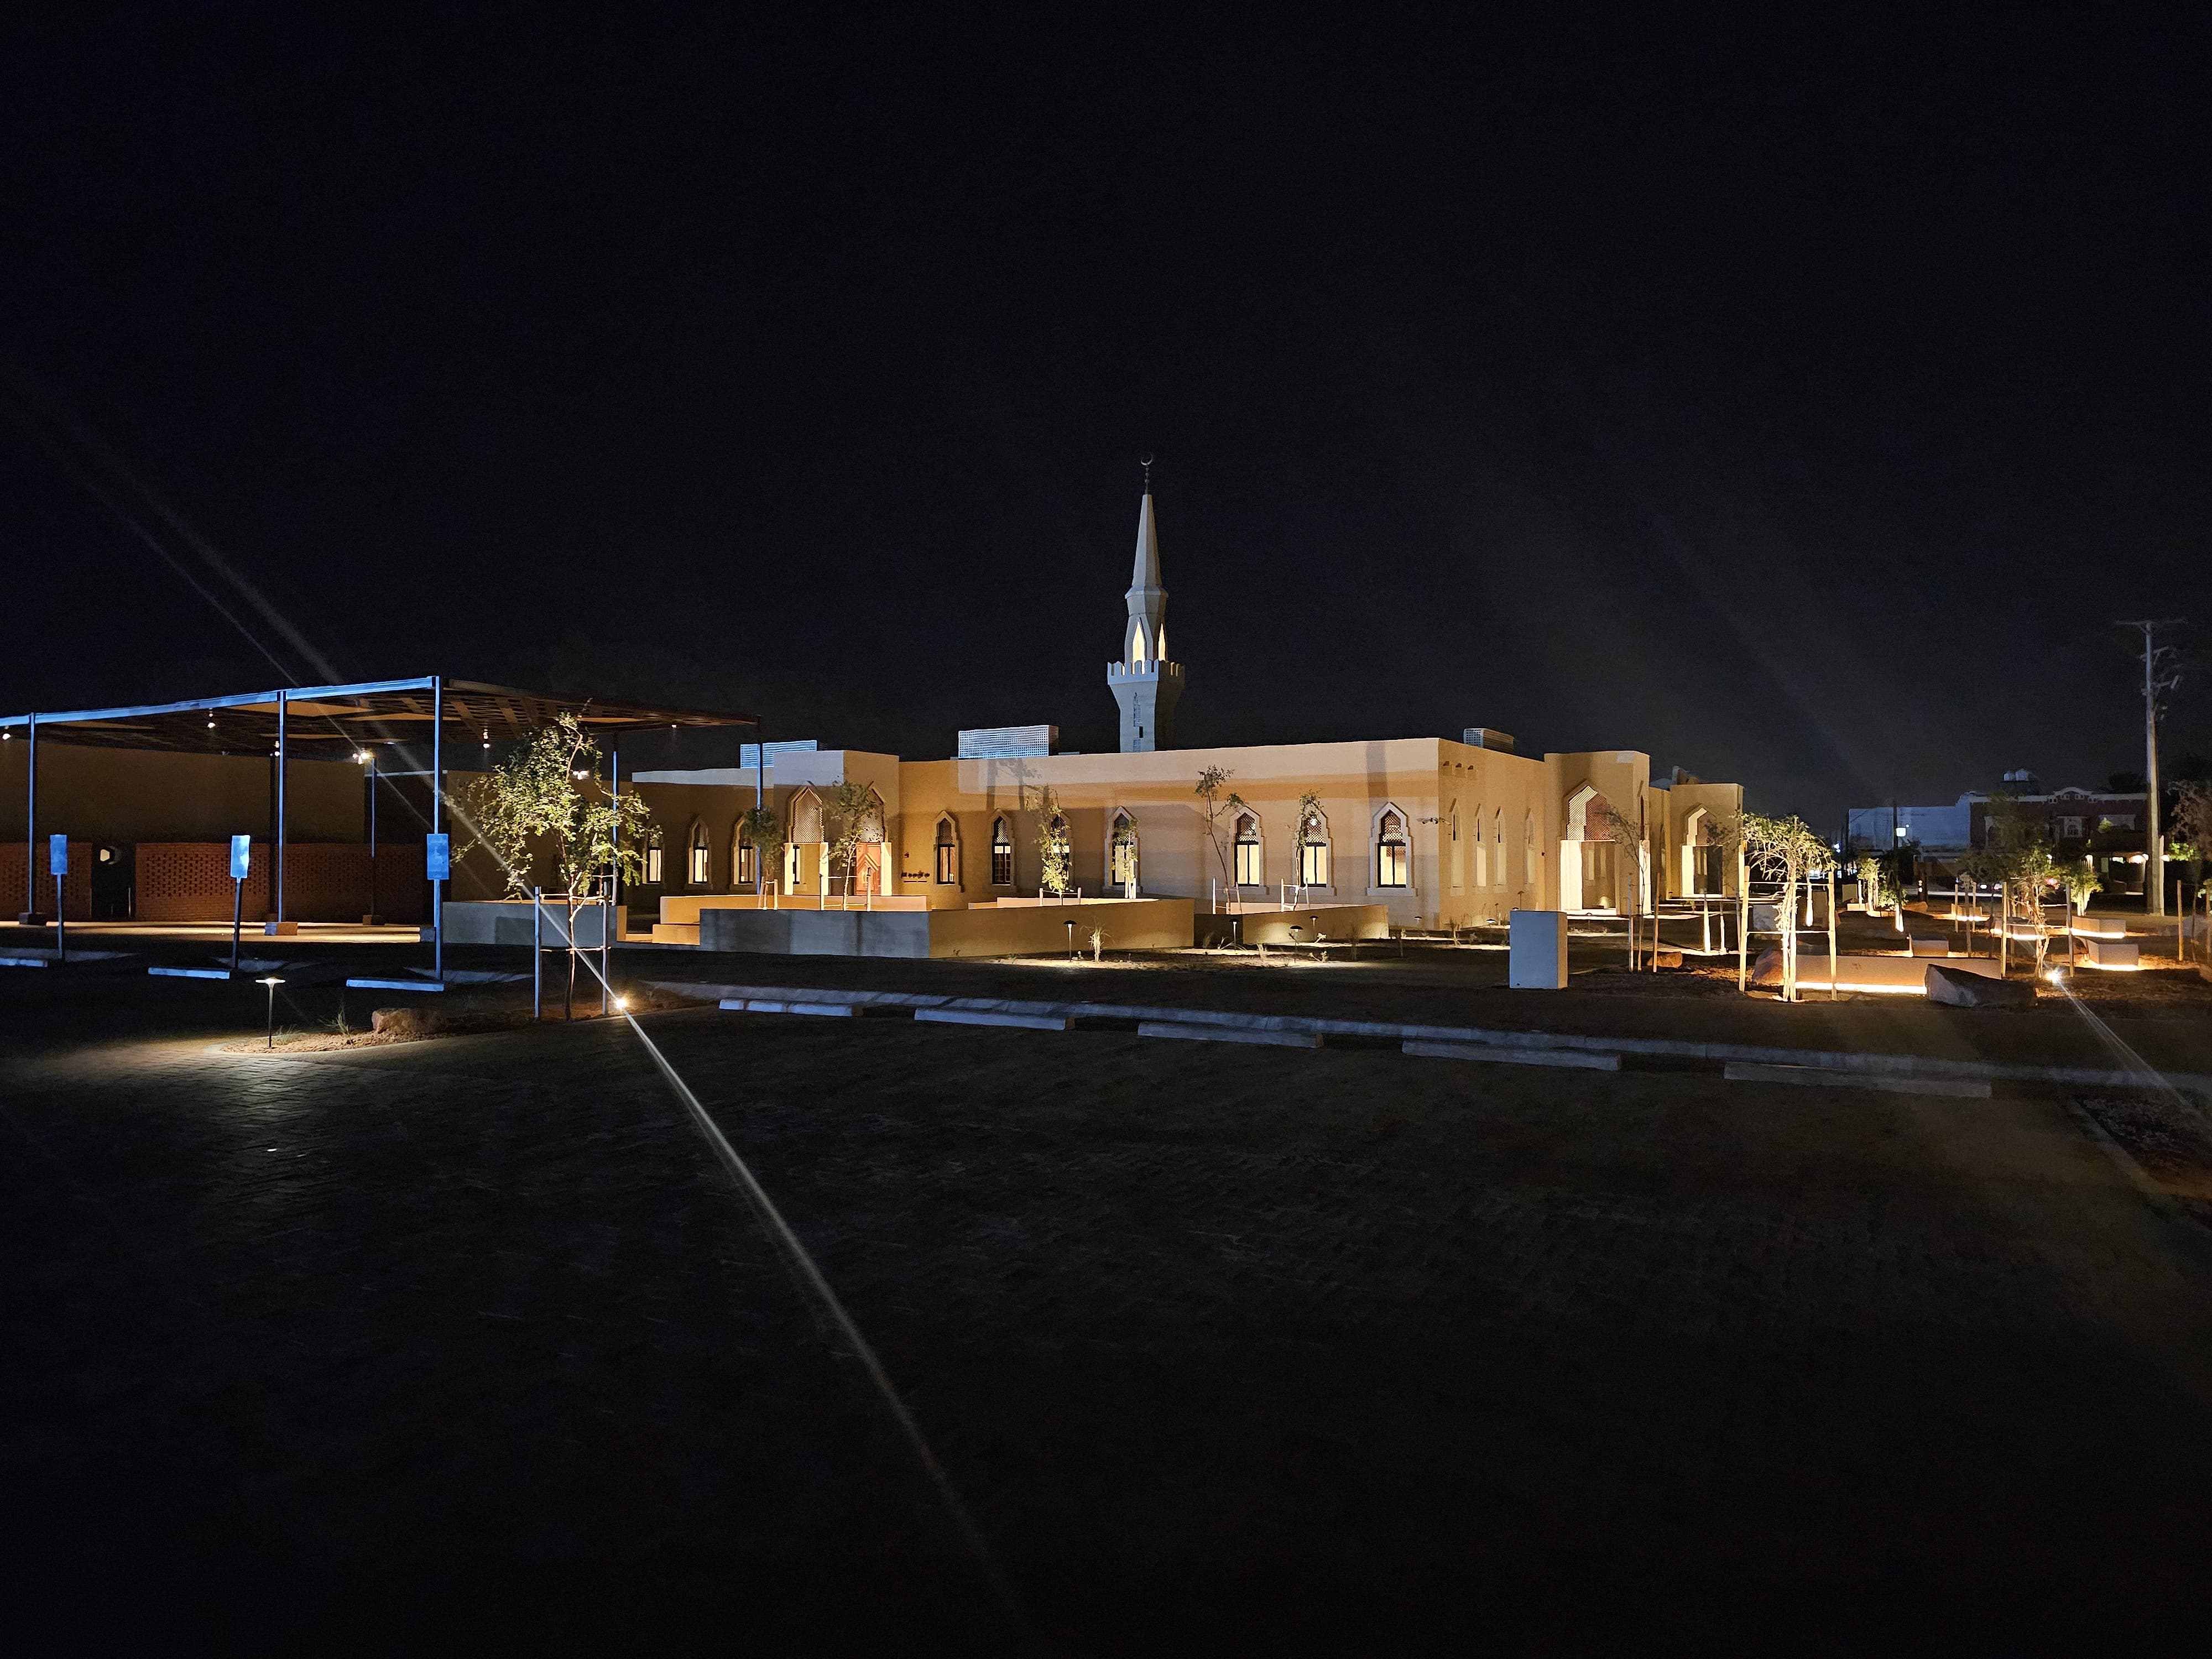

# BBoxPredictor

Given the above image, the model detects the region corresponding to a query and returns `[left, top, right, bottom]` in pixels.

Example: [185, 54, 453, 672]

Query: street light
[257, 975, 285, 1049]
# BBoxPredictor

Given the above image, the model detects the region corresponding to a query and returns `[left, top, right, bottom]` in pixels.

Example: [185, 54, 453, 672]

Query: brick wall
[137, 842, 428, 922]
[1, 844, 93, 919]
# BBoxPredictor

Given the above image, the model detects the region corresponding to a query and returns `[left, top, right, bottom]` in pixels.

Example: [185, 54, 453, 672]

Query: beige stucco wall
[591, 740, 1744, 932]
[892, 738, 1571, 928]
[0, 740, 362, 843]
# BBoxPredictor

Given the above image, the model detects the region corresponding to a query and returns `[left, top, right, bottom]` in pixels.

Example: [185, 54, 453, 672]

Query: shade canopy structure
[7, 675, 758, 970]
[0, 676, 755, 759]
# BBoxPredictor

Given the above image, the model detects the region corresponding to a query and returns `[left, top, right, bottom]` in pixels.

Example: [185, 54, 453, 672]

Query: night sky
[3, 12, 2206, 825]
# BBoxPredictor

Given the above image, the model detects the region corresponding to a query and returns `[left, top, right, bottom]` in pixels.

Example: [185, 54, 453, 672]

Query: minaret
[1107, 464, 1183, 752]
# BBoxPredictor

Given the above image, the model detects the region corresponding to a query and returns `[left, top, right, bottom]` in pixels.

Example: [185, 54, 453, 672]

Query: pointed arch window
[1376, 809, 1410, 889]
[1524, 810, 1537, 886]
[643, 825, 665, 887]
[1128, 624, 1148, 669]
[1110, 810, 1139, 890]
[990, 816, 1014, 886]
[688, 821, 712, 886]
[787, 788, 823, 847]
[1154, 624, 1166, 664]
[1233, 812, 1263, 886]
[934, 815, 960, 885]
[1297, 807, 1331, 888]
[1493, 808, 1506, 888]
[733, 820, 758, 888]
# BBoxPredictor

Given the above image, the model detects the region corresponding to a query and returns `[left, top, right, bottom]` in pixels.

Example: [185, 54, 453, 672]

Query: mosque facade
[628, 488, 1744, 932]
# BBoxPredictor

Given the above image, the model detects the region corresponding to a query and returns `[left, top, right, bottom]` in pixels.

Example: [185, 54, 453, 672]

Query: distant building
[1846, 777, 2150, 889]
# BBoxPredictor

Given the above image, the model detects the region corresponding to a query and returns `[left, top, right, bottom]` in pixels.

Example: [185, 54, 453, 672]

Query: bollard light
[257, 975, 285, 1048]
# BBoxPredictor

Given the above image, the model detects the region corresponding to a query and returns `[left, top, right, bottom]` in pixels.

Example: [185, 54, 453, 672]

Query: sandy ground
[6, 962, 2212, 1647]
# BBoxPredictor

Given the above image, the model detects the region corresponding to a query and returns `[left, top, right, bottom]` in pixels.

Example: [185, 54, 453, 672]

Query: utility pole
[2117, 619, 2186, 919]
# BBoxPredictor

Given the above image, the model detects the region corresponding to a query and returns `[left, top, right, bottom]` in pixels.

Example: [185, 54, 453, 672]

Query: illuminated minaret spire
[1107, 454, 1183, 752]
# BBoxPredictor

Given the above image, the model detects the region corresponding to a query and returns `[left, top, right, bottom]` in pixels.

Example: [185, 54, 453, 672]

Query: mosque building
[626, 482, 1744, 941]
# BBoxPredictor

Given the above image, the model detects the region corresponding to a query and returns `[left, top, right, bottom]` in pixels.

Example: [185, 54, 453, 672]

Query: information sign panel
[425, 833, 451, 881]
[230, 834, 252, 881]
[48, 833, 67, 877]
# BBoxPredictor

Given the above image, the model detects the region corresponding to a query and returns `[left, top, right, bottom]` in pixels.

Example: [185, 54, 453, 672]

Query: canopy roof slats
[1, 677, 754, 757]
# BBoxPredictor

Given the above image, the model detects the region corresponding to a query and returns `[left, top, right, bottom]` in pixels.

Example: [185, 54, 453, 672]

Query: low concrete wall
[698, 896, 1193, 958]
[660, 893, 928, 924]
[1224, 904, 1390, 946]
[1761, 951, 2003, 994]
[699, 908, 931, 957]
[439, 899, 623, 947]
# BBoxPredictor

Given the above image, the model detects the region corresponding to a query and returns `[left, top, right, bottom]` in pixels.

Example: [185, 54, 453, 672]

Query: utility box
[1510, 909, 1569, 990]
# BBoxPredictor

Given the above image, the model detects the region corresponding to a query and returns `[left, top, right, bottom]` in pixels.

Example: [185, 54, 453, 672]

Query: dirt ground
[7, 954, 2212, 1648]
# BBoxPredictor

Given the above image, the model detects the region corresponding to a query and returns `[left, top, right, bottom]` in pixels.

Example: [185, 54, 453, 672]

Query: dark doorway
[91, 844, 134, 920]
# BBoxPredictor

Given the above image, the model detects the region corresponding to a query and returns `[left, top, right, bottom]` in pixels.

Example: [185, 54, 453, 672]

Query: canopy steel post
[20, 712, 34, 924]
[274, 689, 287, 928]
[432, 675, 444, 983]
[367, 751, 379, 922]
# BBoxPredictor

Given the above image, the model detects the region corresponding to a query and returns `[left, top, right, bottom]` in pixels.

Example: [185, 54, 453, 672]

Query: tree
[738, 805, 784, 901]
[1600, 803, 1648, 967]
[1291, 791, 1324, 897]
[454, 713, 649, 1014]
[1731, 812, 1828, 1002]
[2060, 858, 2101, 916]
[1024, 784, 1072, 897]
[827, 781, 882, 904]
[1109, 812, 1138, 897]
[2174, 779, 2212, 880]
[1193, 766, 1249, 907]
[1853, 849, 1882, 912]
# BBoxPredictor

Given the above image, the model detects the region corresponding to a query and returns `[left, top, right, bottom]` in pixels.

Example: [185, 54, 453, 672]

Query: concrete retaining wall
[699, 896, 1193, 958]
[439, 899, 623, 947]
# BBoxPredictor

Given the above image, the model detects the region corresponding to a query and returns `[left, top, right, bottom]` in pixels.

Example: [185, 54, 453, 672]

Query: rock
[371, 1006, 444, 1037]
[1651, 948, 1684, 968]
[1751, 947, 1783, 987]
[1924, 964, 2034, 1008]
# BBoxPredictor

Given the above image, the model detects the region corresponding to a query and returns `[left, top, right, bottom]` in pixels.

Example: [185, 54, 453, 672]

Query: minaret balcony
[1107, 660, 1183, 680]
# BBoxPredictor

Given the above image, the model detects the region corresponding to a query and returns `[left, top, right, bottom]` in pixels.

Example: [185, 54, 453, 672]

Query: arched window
[1524, 809, 1537, 886]
[1128, 624, 1148, 668]
[1472, 801, 1486, 891]
[1109, 810, 1139, 890]
[787, 788, 823, 846]
[990, 816, 1014, 886]
[1297, 806, 1331, 888]
[733, 820, 758, 888]
[1449, 800, 1463, 891]
[934, 815, 959, 885]
[1234, 812, 1262, 886]
[1376, 808, 1410, 889]
[688, 821, 711, 886]
[643, 825, 665, 886]
[1154, 625, 1166, 664]
[1493, 808, 1505, 888]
